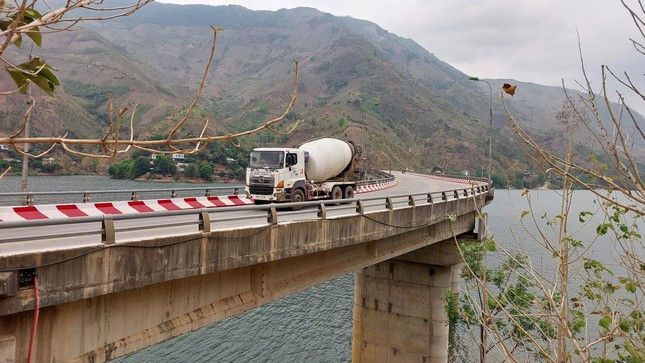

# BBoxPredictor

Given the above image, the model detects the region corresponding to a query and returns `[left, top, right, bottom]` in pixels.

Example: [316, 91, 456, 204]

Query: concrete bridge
[0, 172, 493, 362]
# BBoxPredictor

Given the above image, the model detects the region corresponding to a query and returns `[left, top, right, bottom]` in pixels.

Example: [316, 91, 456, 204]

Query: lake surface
[2, 176, 639, 362]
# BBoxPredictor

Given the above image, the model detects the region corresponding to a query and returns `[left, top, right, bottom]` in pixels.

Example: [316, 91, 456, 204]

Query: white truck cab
[245, 138, 360, 204]
[246, 148, 307, 203]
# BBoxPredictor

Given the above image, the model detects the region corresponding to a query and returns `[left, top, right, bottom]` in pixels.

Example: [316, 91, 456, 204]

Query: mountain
[1, 3, 642, 184]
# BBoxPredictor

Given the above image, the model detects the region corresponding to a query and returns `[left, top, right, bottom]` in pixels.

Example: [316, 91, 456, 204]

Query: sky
[157, 0, 644, 114]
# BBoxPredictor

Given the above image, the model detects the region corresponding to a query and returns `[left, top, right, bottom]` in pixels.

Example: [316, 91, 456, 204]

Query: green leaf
[5, 9, 43, 47]
[6, 68, 29, 93]
[520, 210, 530, 218]
[6, 58, 59, 95]
[599, 316, 612, 332]
[26, 27, 42, 47]
[597, 223, 609, 235]
[22, 8, 43, 22]
[589, 152, 598, 162]
[618, 320, 630, 332]
[570, 310, 586, 333]
[484, 238, 496, 252]
[13, 34, 23, 48]
[578, 211, 593, 223]
[29, 71, 57, 95]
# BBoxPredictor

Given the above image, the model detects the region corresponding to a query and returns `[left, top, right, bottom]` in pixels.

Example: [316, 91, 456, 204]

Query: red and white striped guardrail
[356, 180, 397, 193]
[0, 195, 253, 222]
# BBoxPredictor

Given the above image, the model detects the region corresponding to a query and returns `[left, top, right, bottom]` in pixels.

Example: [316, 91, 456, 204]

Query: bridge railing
[0, 183, 491, 247]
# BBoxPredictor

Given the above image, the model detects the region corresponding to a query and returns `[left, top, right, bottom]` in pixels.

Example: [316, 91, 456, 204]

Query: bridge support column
[352, 240, 462, 363]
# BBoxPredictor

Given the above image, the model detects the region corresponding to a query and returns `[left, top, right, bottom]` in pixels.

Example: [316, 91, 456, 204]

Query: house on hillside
[151, 153, 185, 163]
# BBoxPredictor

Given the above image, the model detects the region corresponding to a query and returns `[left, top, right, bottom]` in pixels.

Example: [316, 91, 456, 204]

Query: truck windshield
[249, 151, 284, 169]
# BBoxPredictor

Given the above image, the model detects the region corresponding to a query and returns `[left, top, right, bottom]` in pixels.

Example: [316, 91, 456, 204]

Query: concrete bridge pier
[352, 239, 463, 363]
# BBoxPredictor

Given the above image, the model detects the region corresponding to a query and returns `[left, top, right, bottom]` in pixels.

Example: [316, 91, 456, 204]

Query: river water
[1, 176, 640, 362]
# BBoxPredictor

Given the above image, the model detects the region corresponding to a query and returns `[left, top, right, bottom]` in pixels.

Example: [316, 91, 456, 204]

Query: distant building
[0, 144, 9, 151]
[151, 153, 185, 162]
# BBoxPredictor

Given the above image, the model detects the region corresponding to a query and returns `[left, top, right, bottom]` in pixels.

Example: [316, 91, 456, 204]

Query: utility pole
[21, 87, 31, 195]
[364, 110, 368, 172]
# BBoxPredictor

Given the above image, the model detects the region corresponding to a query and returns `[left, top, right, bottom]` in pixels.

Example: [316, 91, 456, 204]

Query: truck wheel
[291, 189, 305, 211]
[343, 186, 355, 199]
[331, 186, 342, 200]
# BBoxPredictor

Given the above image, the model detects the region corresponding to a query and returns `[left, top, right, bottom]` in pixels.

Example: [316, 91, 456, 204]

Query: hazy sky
[157, 0, 644, 113]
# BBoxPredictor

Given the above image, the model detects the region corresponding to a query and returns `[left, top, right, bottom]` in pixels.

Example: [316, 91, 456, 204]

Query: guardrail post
[131, 191, 138, 201]
[408, 195, 415, 207]
[463, 189, 468, 197]
[102, 216, 115, 244]
[83, 193, 90, 203]
[171, 190, 177, 198]
[234, 188, 239, 195]
[205, 189, 211, 197]
[356, 200, 365, 214]
[442, 192, 448, 201]
[267, 205, 278, 224]
[453, 190, 459, 199]
[25, 193, 33, 206]
[317, 203, 327, 219]
[427, 193, 433, 204]
[386, 197, 394, 210]
[199, 211, 211, 233]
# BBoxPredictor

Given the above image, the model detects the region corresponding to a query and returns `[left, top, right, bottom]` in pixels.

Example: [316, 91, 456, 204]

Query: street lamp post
[468, 76, 492, 184]
[468, 75, 492, 363]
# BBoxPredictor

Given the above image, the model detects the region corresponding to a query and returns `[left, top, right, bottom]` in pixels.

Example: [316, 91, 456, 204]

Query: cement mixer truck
[245, 137, 361, 204]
